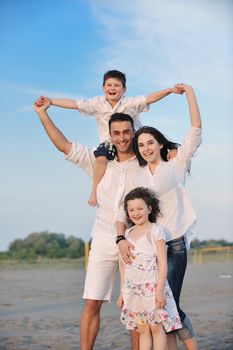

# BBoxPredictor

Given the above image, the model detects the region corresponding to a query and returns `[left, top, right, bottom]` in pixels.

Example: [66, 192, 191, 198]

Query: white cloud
[0, 81, 84, 100]
[143, 113, 181, 127]
[88, 0, 232, 98]
[0, 81, 87, 115]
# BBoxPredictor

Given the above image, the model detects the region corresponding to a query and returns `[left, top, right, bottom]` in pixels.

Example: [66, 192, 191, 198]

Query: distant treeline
[190, 238, 233, 249]
[0, 231, 85, 261]
[0, 232, 232, 261]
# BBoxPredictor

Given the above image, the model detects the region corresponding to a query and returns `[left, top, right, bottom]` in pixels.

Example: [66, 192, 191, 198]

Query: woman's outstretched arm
[176, 84, 202, 128]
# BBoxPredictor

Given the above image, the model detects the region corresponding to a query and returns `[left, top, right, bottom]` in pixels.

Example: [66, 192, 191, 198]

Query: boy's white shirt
[76, 95, 149, 143]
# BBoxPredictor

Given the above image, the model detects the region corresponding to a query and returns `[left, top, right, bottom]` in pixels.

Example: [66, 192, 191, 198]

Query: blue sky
[1, 0, 232, 251]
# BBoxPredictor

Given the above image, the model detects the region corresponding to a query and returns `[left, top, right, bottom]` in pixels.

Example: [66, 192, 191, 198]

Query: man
[34, 98, 140, 350]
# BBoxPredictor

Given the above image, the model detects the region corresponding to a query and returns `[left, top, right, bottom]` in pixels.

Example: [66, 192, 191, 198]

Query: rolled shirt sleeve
[64, 141, 95, 177]
[175, 127, 202, 182]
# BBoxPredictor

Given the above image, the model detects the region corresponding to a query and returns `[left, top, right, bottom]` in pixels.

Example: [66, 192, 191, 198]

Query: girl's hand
[155, 290, 166, 309]
[117, 294, 124, 308]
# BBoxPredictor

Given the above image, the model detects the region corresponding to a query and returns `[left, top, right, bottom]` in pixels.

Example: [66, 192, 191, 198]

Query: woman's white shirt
[119, 127, 202, 248]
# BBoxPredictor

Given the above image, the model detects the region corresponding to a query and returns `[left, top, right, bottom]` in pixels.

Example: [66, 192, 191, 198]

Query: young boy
[38, 70, 181, 206]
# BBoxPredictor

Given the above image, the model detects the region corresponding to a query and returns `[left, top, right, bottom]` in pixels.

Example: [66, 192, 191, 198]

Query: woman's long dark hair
[134, 126, 180, 166]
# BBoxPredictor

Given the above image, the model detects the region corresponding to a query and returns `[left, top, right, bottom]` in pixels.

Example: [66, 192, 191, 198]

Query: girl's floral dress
[120, 223, 182, 331]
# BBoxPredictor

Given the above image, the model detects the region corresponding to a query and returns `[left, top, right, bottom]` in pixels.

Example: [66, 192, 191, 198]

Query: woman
[117, 84, 201, 350]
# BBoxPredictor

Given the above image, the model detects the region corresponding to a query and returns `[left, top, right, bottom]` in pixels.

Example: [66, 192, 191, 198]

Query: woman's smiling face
[137, 132, 162, 164]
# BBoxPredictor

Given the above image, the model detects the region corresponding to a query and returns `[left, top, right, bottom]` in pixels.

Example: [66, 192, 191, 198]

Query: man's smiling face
[110, 120, 134, 155]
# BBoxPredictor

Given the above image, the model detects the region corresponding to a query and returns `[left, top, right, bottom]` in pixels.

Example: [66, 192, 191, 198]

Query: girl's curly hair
[124, 187, 160, 226]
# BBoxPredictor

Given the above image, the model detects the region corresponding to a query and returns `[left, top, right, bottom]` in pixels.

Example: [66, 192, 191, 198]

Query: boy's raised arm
[37, 96, 79, 110]
[146, 85, 182, 105]
[50, 98, 79, 109]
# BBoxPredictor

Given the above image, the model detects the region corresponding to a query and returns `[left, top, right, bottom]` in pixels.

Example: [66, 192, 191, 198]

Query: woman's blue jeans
[167, 236, 195, 340]
[167, 236, 187, 321]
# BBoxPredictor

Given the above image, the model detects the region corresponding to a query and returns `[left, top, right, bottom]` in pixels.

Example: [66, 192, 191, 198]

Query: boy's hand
[167, 148, 178, 161]
[36, 95, 51, 107]
[155, 290, 166, 309]
[117, 294, 124, 308]
[34, 96, 50, 113]
[175, 83, 193, 94]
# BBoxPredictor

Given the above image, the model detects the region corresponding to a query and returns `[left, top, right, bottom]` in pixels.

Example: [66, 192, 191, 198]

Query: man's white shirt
[65, 143, 138, 249]
[65, 127, 201, 249]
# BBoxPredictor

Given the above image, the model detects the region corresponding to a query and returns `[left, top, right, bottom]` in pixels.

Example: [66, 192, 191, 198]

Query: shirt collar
[104, 95, 125, 109]
[112, 154, 137, 164]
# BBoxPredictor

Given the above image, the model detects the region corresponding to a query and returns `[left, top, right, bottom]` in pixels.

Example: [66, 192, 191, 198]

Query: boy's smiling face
[103, 78, 126, 107]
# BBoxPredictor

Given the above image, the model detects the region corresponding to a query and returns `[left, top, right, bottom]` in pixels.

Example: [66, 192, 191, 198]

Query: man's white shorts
[83, 237, 120, 302]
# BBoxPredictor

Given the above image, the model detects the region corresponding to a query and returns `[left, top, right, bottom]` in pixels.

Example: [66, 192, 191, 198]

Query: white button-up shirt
[77, 95, 149, 143]
[118, 127, 202, 248]
[65, 143, 139, 248]
[65, 127, 201, 249]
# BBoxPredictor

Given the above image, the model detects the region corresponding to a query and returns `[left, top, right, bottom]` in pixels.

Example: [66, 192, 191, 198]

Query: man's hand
[34, 96, 50, 113]
[118, 239, 135, 264]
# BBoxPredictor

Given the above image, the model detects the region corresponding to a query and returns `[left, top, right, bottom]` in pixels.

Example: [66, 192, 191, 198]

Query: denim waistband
[166, 236, 185, 247]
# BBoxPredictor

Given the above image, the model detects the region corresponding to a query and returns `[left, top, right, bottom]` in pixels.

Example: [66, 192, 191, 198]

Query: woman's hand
[171, 85, 184, 94]
[175, 83, 193, 94]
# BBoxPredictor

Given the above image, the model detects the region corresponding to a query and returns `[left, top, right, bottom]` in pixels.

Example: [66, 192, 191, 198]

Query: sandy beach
[0, 256, 232, 350]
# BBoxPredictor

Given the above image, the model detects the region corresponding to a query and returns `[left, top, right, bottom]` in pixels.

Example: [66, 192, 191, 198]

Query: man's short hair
[103, 70, 126, 88]
[108, 113, 134, 131]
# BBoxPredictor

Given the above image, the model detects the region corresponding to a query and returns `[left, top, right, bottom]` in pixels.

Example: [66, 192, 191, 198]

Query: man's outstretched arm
[34, 97, 72, 155]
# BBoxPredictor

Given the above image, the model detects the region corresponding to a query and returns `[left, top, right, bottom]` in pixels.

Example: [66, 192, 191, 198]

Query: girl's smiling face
[127, 198, 151, 226]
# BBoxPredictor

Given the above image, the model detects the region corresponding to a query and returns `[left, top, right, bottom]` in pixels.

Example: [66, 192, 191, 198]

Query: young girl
[117, 187, 181, 350]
